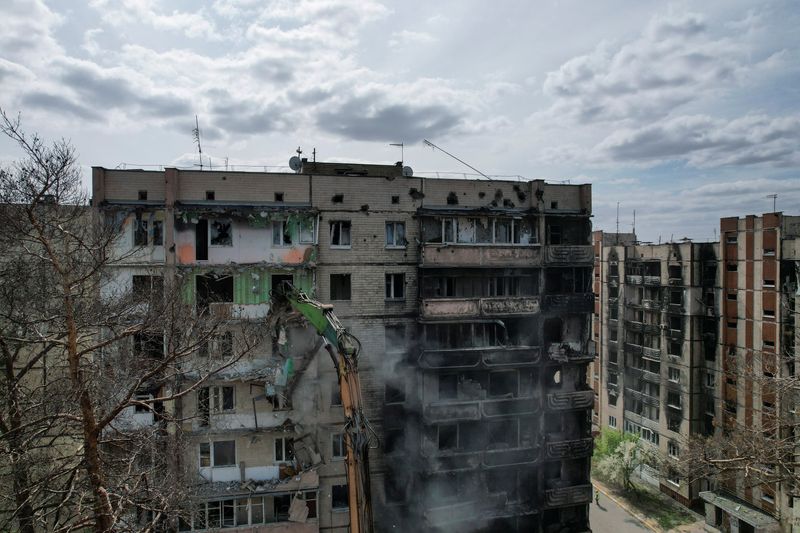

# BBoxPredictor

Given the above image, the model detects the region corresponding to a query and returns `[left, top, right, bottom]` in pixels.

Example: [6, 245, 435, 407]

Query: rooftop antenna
[192, 115, 203, 171]
[389, 142, 404, 164]
[766, 193, 777, 212]
[632, 209, 636, 241]
[312, 147, 316, 163]
[615, 202, 620, 244]
[423, 139, 492, 180]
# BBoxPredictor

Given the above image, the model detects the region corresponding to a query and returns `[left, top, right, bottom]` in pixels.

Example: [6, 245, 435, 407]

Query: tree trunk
[4, 355, 36, 533]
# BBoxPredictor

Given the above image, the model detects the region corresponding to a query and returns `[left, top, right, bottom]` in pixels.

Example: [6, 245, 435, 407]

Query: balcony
[420, 296, 540, 319]
[544, 484, 592, 508]
[641, 299, 660, 310]
[546, 342, 595, 364]
[624, 342, 642, 355]
[542, 293, 594, 313]
[642, 347, 661, 361]
[418, 346, 541, 369]
[420, 243, 542, 268]
[643, 275, 661, 286]
[626, 389, 660, 408]
[643, 323, 661, 335]
[483, 446, 540, 467]
[626, 275, 643, 285]
[544, 438, 594, 459]
[546, 390, 594, 411]
[629, 367, 661, 384]
[544, 245, 594, 265]
[423, 397, 540, 424]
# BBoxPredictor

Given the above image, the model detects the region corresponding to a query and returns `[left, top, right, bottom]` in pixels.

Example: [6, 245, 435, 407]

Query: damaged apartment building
[592, 232, 720, 506]
[92, 160, 595, 533]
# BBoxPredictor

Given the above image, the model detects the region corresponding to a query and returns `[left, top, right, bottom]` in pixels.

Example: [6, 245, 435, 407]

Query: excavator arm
[269, 283, 375, 533]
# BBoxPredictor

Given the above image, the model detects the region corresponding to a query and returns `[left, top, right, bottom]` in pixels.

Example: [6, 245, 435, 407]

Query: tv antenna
[423, 139, 492, 180]
[192, 115, 203, 171]
[389, 142, 404, 164]
[766, 193, 777, 212]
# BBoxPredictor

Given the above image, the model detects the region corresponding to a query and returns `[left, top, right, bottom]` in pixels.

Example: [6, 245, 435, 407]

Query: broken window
[489, 371, 518, 398]
[271, 220, 292, 246]
[200, 440, 235, 467]
[271, 274, 294, 294]
[299, 217, 315, 243]
[196, 274, 234, 310]
[205, 191, 215, 200]
[457, 218, 476, 243]
[303, 492, 317, 519]
[273, 495, 291, 521]
[670, 290, 682, 305]
[330, 274, 351, 300]
[488, 420, 518, 449]
[274, 192, 284, 202]
[385, 382, 406, 404]
[331, 485, 348, 509]
[196, 219, 209, 260]
[330, 220, 351, 247]
[547, 224, 562, 245]
[331, 433, 346, 459]
[669, 316, 682, 331]
[134, 218, 148, 246]
[132, 275, 164, 300]
[210, 219, 232, 246]
[495, 218, 512, 243]
[385, 273, 404, 299]
[138, 190, 148, 201]
[438, 374, 458, 400]
[274, 437, 293, 462]
[443, 218, 456, 243]
[384, 324, 405, 353]
[438, 424, 458, 450]
[133, 332, 162, 358]
[385, 222, 406, 247]
[200, 332, 233, 358]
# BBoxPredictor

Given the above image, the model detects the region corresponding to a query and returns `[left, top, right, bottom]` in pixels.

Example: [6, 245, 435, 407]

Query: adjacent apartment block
[593, 232, 719, 505]
[92, 161, 594, 533]
[700, 213, 800, 533]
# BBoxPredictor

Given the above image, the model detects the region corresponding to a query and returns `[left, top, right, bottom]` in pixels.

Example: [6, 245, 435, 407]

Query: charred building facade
[92, 163, 594, 533]
[593, 233, 720, 505]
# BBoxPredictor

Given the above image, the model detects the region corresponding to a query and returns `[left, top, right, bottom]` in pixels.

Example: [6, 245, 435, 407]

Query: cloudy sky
[1, 0, 799, 241]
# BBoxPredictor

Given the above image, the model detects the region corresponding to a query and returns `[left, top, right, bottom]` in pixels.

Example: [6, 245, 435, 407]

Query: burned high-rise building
[91, 162, 594, 533]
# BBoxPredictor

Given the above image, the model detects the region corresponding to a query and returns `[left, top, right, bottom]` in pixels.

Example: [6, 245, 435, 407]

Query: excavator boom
[269, 283, 374, 533]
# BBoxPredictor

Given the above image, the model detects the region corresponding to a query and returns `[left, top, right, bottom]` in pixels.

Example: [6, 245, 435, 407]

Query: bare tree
[0, 110, 265, 532]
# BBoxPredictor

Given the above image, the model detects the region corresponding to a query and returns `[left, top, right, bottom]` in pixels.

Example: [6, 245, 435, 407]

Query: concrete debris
[288, 494, 309, 522]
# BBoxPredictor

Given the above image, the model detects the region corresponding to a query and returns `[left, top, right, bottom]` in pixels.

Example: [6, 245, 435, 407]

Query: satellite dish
[289, 156, 302, 172]
[402, 166, 413, 177]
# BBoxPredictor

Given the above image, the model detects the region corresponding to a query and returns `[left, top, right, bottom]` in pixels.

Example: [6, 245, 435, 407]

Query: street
[590, 488, 651, 533]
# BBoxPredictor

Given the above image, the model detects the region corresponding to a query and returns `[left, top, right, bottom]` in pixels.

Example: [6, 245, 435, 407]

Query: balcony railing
[420, 243, 542, 267]
[643, 275, 661, 286]
[641, 299, 660, 310]
[542, 293, 594, 313]
[544, 484, 592, 508]
[626, 275, 643, 284]
[626, 389, 660, 408]
[424, 397, 540, 423]
[544, 438, 594, 459]
[546, 342, 595, 363]
[544, 245, 594, 265]
[420, 296, 540, 319]
[418, 346, 541, 369]
[546, 390, 594, 411]
[642, 346, 661, 361]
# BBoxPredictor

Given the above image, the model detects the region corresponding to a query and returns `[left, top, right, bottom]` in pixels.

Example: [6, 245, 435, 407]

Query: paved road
[590, 488, 651, 533]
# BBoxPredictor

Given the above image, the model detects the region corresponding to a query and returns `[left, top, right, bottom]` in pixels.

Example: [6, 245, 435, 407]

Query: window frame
[385, 221, 407, 248]
[329, 220, 352, 248]
[385, 273, 405, 300]
[200, 440, 236, 468]
[271, 219, 293, 247]
[331, 433, 346, 460]
[330, 273, 352, 301]
[209, 219, 233, 247]
[274, 436, 293, 463]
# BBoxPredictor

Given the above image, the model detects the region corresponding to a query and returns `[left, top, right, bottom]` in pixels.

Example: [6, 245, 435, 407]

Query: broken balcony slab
[420, 242, 543, 268]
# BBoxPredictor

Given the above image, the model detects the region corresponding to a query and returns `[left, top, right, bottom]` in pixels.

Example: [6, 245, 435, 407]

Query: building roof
[699, 491, 778, 527]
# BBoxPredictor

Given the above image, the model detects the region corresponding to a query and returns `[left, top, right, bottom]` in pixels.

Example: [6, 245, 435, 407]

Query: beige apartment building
[92, 161, 595, 533]
[593, 232, 720, 506]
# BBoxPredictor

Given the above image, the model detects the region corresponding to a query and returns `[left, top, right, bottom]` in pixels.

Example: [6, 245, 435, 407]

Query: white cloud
[388, 30, 436, 48]
[88, 0, 223, 40]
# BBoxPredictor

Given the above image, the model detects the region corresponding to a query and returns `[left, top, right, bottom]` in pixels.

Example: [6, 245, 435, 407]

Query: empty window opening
[195, 219, 209, 260]
[489, 372, 518, 398]
[438, 424, 458, 450]
[391, 195, 400, 204]
[274, 192, 284, 202]
[134, 217, 148, 246]
[439, 374, 458, 400]
[385, 273, 405, 299]
[138, 190, 148, 201]
[726, 263, 737, 272]
[271, 220, 292, 246]
[205, 191, 215, 201]
[210, 219, 232, 246]
[385, 382, 406, 404]
[668, 265, 681, 279]
[446, 191, 459, 205]
[271, 274, 293, 295]
[670, 290, 682, 305]
[330, 220, 351, 247]
[332, 194, 344, 203]
[132, 275, 164, 300]
[200, 440, 235, 467]
[330, 274, 351, 300]
[550, 201, 558, 209]
[332, 485, 349, 509]
[133, 332, 162, 358]
[764, 279, 775, 288]
[196, 274, 234, 310]
[152, 220, 163, 245]
[273, 495, 291, 521]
